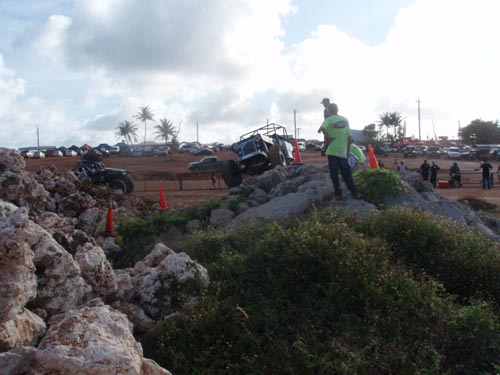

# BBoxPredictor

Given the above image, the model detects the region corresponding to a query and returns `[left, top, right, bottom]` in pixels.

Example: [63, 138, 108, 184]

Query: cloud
[2, 0, 500, 150]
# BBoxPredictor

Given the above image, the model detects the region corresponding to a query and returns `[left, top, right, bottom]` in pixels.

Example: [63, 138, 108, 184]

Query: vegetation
[112, 200, 221, 268]
[135, 207, 500, 375]
[460, 119, 500, 145]
[154, 118, 176, 149]
[135, 105, 155, 146]
[115, 120, 138, 145]
[361, 123, 381, 146]
[378, 111, 405, 142]
[357, 208, 500, 304]
[354, 168, 407, 207]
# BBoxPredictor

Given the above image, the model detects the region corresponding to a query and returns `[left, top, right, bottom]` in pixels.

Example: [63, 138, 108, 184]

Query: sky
[0, 0, 499, 149]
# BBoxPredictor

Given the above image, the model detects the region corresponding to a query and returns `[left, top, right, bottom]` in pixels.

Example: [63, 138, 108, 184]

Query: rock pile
[0, 148, 214, 374]
[205, 164, 500, 241]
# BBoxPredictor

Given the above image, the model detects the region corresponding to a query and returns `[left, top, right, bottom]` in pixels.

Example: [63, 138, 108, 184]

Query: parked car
[373, 146, 387, 157]
[108, 146, 120, 154]
[20, 150, 34, 158]
[314, 143, 323, 151]
[426, 146, 442, 158]
[152, 147, 169, 156]
[180, 143, 201, 153]
[191, 148, 213, 156]
[65, 150, 78, 157]
[32, 151, 46, 158]
[187, 156, 223, 172]
[382, 145, 397, 153]
[403, 146, 417, 158]
[297, 141, 306, 152]
[490, 148, 500, 161]
[447, 147, 463, 159]
[468, 148, 490, 161]
[47, 150, 63, 157]
[415, 145, 428, 156]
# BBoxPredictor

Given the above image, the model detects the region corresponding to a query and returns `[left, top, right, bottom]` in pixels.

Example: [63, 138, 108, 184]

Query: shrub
[112, 200, 221, 268]
[358, 208, 500, 304]
[354, 168, 407, 207]
[142, 210, 500, 374]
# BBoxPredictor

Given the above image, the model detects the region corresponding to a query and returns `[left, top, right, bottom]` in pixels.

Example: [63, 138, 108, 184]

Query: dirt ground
[24, 151, 500, 209]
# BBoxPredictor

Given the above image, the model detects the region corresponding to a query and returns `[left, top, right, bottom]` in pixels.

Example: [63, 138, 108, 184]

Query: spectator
[211, 173, 217, 190]
[480, 159, 493, 190]
[320, 98, 330, 119]
[378, 159, 385, 168]
[318, 99, 334, 156]
[497, 165, 500, 184]
[430, 161, 440, 188]
[320, 102, 359, 200]
[449, 162, 462, 188]
[420, 160, 430, 181]
[397, 160, 407, 172]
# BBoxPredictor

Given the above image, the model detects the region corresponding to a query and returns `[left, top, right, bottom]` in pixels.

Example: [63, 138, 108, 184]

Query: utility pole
[416, 98, 421, 141]
[196, 122, 199, 144]
[293, 110, 297, 139]
[297, 127, 302, 140]
[458, 120, 461, 145]
[36, 127, 40, 151]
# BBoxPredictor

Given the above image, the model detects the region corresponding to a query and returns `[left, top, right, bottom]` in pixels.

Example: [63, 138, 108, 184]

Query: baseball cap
[320, 98, 330, 104]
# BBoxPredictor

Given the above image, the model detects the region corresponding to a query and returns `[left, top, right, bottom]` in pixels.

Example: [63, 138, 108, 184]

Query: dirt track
[24, 151, 500, 209]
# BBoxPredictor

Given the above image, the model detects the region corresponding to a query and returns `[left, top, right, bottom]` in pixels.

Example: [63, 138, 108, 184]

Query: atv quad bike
[222, 123, 295, 188]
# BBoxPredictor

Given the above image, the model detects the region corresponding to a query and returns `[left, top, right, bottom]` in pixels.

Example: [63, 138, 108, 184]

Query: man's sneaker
[335, 192, 343, 201]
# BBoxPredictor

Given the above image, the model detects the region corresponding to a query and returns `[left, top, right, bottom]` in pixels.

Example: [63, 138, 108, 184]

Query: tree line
[362, 112, 500, 145]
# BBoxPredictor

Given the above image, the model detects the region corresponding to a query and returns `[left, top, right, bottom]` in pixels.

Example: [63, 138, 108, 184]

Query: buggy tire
[222, 160, 242, 188]
[109, 178, 128, 193]
[269, 144, 287, 168]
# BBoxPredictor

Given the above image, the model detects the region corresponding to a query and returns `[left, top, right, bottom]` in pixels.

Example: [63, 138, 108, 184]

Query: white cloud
[31, 14, 72, 63]
[1, 0, 499, 150]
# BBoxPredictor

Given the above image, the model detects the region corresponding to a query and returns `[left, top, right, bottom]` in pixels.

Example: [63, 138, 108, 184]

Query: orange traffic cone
[159, 186, 168, 211]
[294, 139, 303, 165]
[104, 198, 116, 236]
[367, 144, 379, 169]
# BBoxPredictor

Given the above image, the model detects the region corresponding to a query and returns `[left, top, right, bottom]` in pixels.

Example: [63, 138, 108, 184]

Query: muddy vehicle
[222, 123, 295, 187]
[74, 160, 134, 193]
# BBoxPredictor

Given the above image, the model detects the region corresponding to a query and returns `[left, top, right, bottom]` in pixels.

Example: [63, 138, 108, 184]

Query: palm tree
[115, 120, 138, 145]
[389, 112, 404, 140]
[378, 111, 404, 141]
[154, 118, 176, 149]
[135, 106, 154, 147]
[378, 112, 392, 140]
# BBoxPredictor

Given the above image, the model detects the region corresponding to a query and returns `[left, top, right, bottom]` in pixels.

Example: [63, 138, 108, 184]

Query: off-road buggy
[74, 160, 134, 194]
[222, 123, 295, 187]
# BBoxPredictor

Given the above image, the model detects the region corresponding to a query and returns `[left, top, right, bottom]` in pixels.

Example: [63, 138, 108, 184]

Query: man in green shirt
[320, 103, 359, 200]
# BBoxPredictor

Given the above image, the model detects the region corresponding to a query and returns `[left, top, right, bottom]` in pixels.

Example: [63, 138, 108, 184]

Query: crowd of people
[418, 159, 499, 190]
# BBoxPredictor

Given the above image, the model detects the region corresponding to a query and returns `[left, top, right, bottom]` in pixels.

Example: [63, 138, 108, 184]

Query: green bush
[112, 200, 221, 268]
[357, 208, 500, 304]
[142, 210, 500, 374]
[354, 168, 407, 207]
